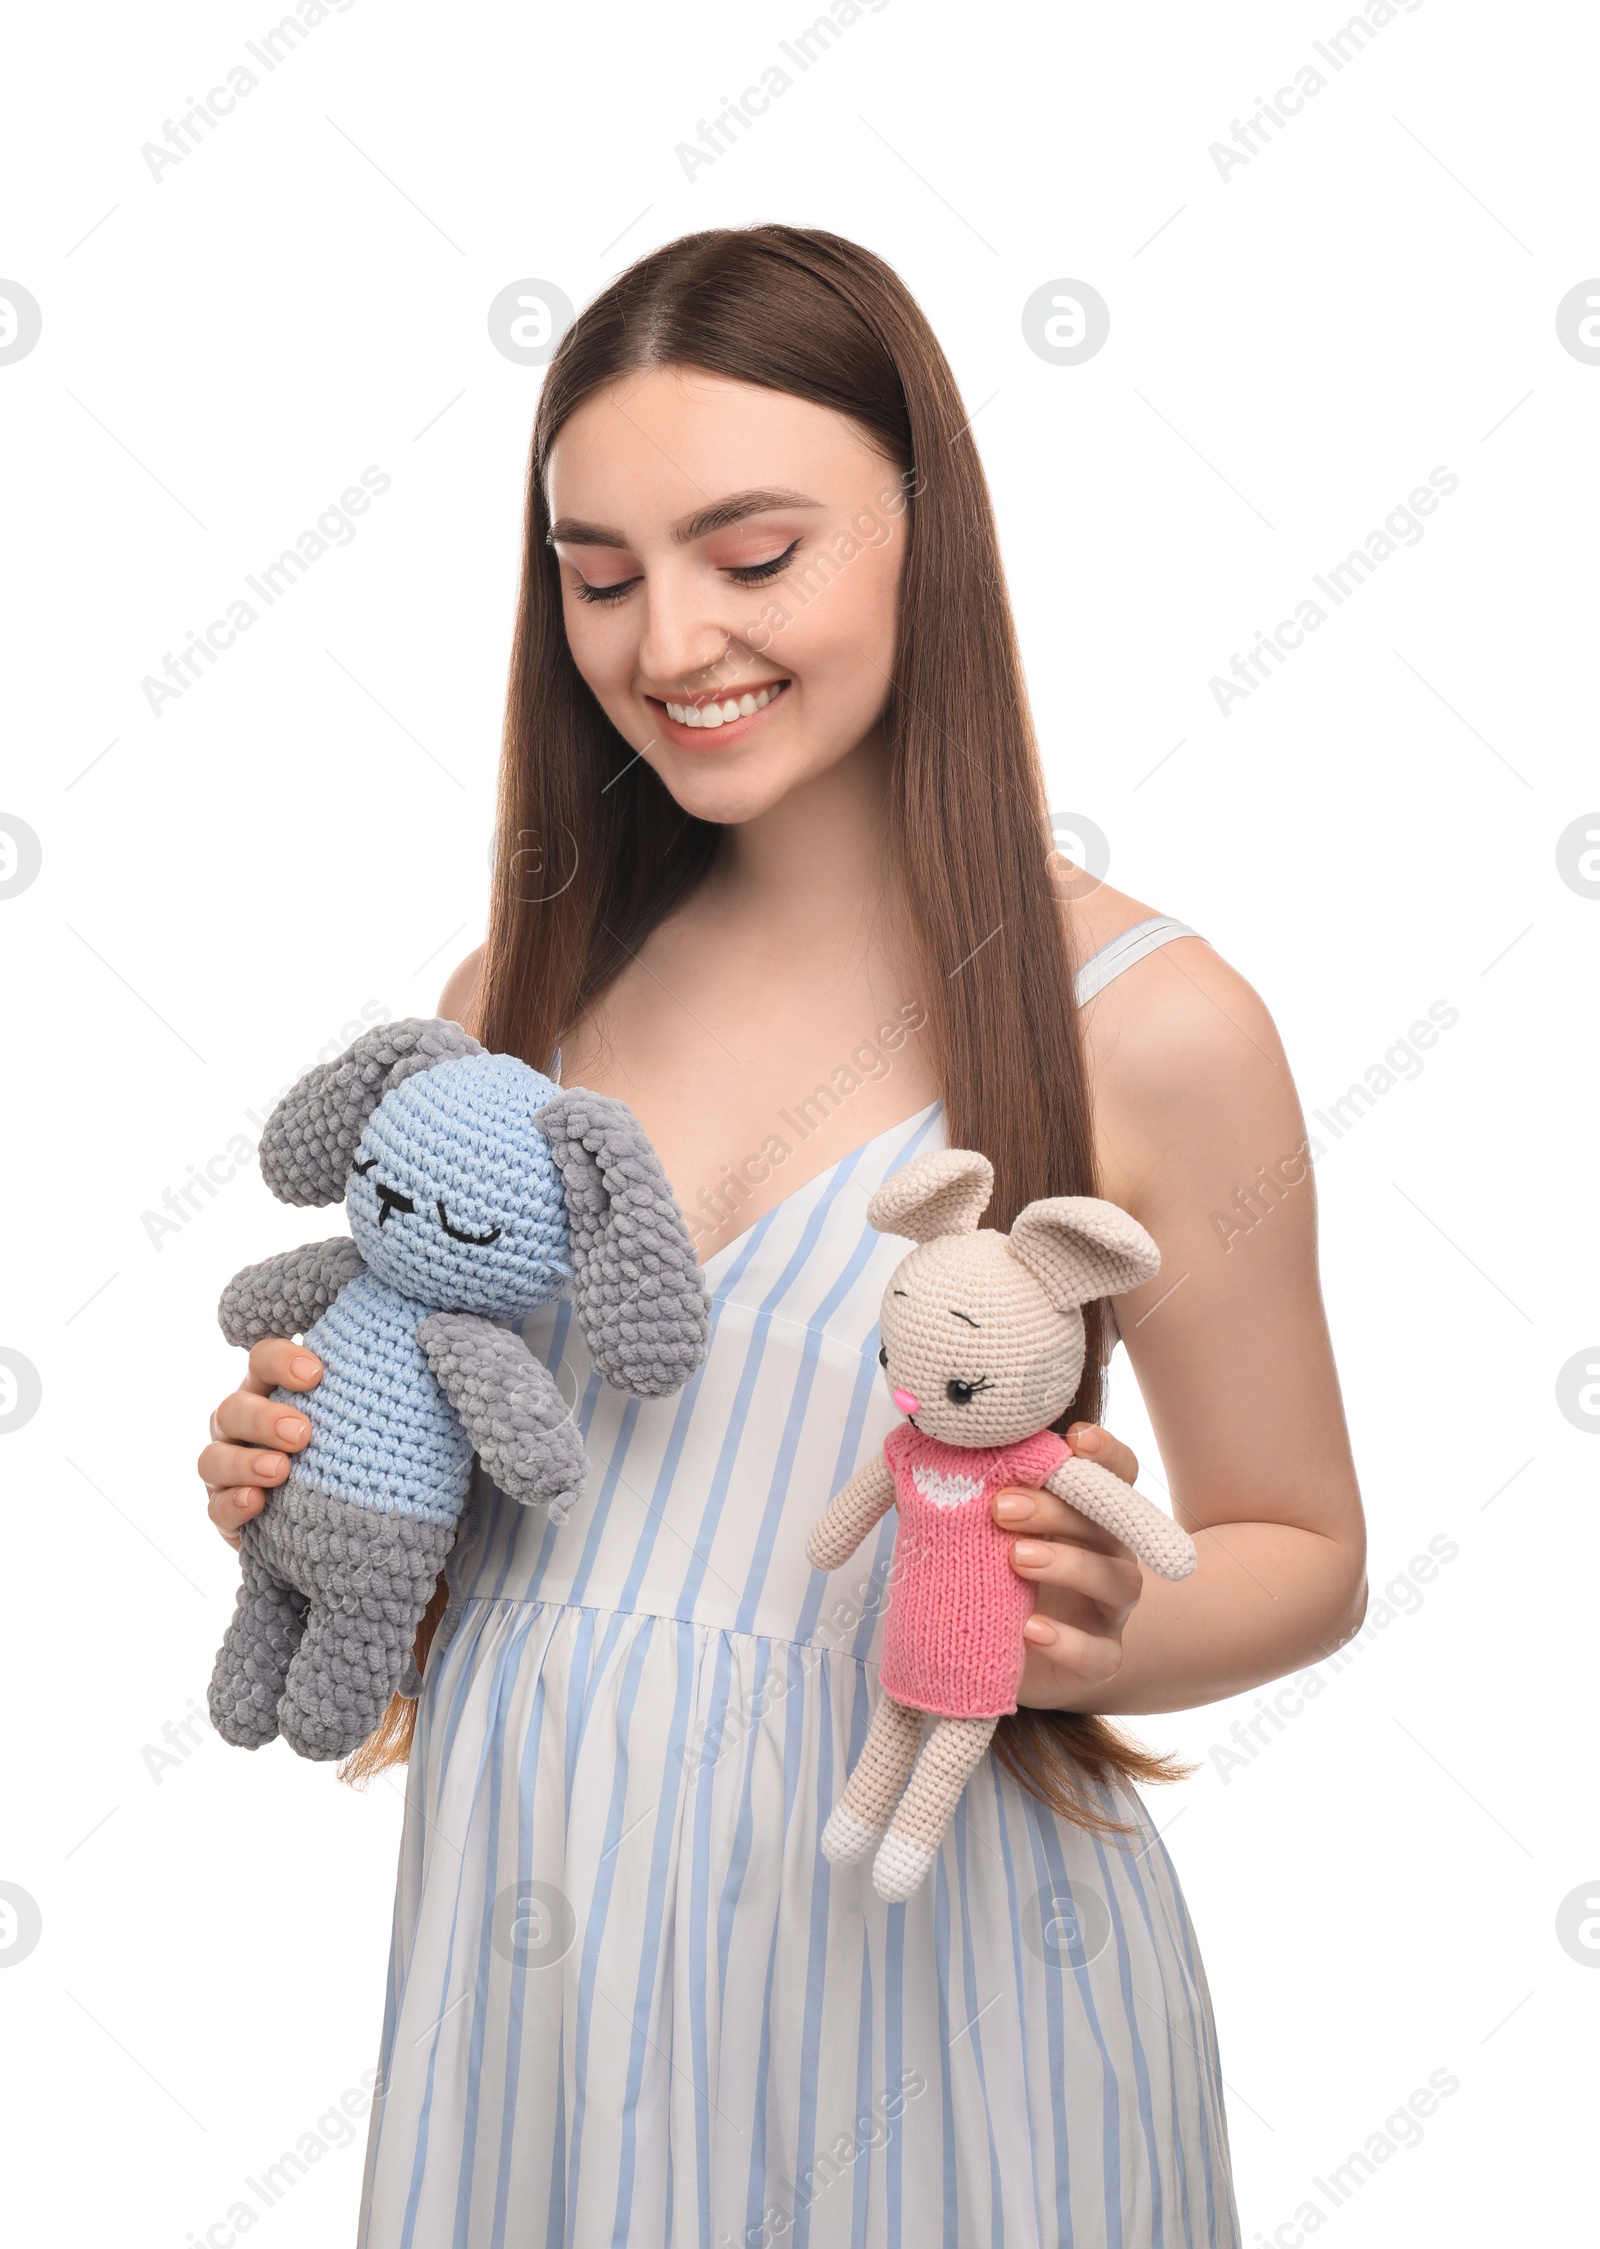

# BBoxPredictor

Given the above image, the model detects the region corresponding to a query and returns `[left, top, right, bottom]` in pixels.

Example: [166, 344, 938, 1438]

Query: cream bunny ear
[1006, 1195, 1160, 1309]
[866, 1149, 994, 1242]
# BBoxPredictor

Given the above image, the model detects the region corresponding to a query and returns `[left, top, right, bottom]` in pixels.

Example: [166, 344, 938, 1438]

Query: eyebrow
[948, 1309, 980, 1328]
[546, 487, 822, 550]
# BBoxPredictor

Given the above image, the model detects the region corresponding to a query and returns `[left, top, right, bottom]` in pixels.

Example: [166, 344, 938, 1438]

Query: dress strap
[1073, 915, 1201, 1006]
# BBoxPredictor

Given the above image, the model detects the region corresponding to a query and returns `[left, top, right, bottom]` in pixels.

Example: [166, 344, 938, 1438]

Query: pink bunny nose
[892, 1387, 920, 1416]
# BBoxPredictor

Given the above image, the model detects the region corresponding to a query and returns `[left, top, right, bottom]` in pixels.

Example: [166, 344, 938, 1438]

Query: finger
[244, 1340, 324, 1397]
[209, 1391, 313, 1452]
[1010, 1539, 1141, 1612]
[197, 1440, 291, 1493]
[207, 1483, 267, 1549]
[992, 1484, 1133, 1560]
[1066, 1422, 1139, 1487]
[1017, 1613, 1125, 1693]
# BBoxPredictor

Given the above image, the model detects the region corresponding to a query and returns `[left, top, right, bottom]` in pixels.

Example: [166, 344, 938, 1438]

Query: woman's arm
[1012, 932, 1367, 1716]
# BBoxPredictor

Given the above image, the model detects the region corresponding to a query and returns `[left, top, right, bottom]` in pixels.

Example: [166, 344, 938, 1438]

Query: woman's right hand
[198, 1340, 323, 1549]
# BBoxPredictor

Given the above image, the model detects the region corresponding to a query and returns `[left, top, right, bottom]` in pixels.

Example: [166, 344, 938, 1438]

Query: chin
[650, 751, 809, 825]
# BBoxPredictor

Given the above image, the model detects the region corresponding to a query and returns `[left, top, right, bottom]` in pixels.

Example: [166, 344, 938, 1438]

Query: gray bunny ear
[259, 1017, 483, 1206]
[534, 1088, 710, 1396]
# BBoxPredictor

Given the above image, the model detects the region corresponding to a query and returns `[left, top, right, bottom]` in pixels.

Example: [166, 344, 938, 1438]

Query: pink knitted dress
[877, 1424, 1071, 1719]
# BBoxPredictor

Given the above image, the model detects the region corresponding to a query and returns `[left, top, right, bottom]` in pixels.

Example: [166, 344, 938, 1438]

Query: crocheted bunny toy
[208, 1017, 709, 1764]
[806, 1148, 1197, 1902]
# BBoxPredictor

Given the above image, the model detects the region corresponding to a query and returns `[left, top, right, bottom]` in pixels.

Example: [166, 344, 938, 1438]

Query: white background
[2, 1, 1595, 2241]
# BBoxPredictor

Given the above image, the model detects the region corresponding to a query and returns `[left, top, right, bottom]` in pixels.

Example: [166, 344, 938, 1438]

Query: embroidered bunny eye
[945, 1376, 995, 1406]
[437, 1201, 502, 1247]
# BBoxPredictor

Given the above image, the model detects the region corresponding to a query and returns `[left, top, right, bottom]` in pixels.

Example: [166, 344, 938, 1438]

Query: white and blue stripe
[358, 917, 1237, 2247]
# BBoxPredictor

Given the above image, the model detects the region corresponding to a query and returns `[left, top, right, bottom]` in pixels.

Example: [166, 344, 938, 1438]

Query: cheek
[562, 607, 625, 683]
[772, 542, 900, 731]
[560, 601, 633, 700]
[804, 540, 899, 661]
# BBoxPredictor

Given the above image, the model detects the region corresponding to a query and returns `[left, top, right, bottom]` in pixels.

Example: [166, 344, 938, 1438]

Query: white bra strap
[1074, 916, 1201, 1006]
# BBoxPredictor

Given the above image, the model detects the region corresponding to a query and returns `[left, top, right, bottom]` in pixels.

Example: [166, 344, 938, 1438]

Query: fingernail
[1023, 1616, 1057, 1645]
[255, 1453, 285, 1479]
[275, 1416, 308, 1442]
[1013, 1541, 1049, 1567]
[291, 1354, 320, 1381]
[995, 1496, 1030, 1523]
[1073, 1427, 1100, 1452]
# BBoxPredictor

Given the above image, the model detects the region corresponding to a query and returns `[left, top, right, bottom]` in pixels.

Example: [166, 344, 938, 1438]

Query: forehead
[370, 1054, 551, 1152]
[546, 368, 892, 539]
[888, 1232, 1037, 1315]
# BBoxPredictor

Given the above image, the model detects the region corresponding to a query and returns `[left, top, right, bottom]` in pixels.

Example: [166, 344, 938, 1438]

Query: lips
[649, 677, 790, 748]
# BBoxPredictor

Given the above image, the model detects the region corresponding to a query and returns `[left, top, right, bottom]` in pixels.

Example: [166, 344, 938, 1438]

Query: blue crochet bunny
[208, 1017, 709, 1762]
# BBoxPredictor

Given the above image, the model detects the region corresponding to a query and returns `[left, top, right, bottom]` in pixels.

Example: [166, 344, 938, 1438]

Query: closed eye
[724, 538, 802, 585]
[571, 574, 640, 606]
[436, 1200, 502, 1247]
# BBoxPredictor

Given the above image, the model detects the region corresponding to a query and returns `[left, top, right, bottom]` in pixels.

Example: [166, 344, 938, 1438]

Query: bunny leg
[208, 1523, 309, 1748]
[872, 1715, 998, 1903]
[821, 1694, 926, 1864]
[271, 1487, 458, 1763]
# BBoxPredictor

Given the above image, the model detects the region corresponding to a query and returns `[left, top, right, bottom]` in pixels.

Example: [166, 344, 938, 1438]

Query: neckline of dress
[695, 1098, 944, 1277]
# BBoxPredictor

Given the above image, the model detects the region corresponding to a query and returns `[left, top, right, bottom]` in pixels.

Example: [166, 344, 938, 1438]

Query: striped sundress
[357, 916, 1240, 2248]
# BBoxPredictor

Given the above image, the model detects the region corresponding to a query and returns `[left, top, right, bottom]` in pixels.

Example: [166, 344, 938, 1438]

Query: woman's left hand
[997, 1423, 1147, 1710]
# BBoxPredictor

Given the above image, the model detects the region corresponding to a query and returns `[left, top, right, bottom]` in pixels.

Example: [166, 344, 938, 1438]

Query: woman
[199, 228, 1365, 2247]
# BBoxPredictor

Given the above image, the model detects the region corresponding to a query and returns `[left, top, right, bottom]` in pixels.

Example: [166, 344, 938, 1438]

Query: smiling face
[876, 1232, 1086, 1449]
[345, 1053, 572, 1315]
[544, 367, 909, 825]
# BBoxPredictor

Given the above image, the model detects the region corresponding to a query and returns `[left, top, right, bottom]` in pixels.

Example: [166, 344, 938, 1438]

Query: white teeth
[665, 682, 783, 728]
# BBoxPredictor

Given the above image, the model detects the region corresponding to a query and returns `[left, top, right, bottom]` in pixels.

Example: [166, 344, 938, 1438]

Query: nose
[892, 1387, 920, 1416]
[637, 575, 739, 695]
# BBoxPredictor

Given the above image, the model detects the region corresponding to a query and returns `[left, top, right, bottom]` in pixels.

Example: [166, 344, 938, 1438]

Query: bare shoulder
[1065, 883, 1298, 1198]
[437, 945, 485, 1034]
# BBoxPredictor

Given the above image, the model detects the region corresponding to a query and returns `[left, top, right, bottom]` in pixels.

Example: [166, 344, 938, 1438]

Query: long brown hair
[342, 226, 1187, 1828]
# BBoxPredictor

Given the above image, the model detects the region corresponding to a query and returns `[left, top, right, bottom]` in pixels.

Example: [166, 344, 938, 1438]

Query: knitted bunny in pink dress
[805, 1148, 1198, 1902]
